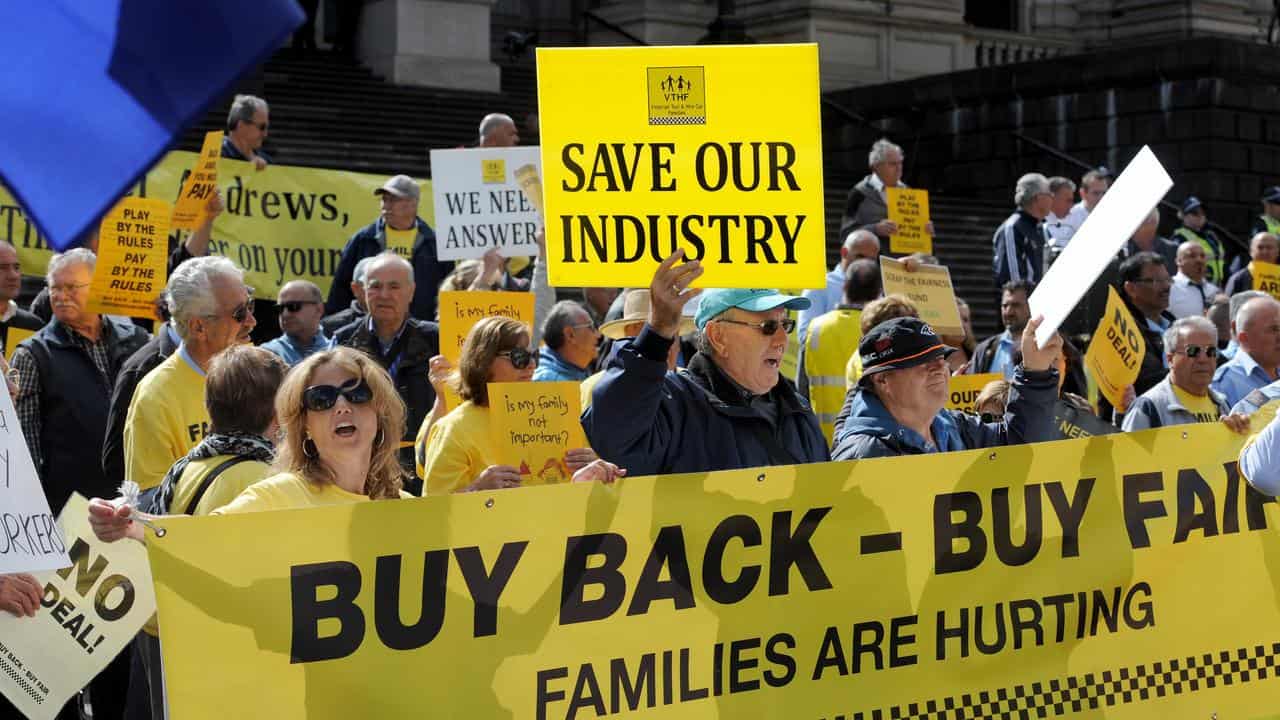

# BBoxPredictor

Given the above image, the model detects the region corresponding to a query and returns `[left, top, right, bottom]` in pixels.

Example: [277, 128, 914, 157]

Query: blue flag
[0, 1, 303, 250]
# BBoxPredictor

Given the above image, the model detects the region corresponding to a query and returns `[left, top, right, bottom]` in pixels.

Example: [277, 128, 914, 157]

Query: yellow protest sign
[149, 424, 1280, 719]
[945, 372, 1002, 414]
[514, 163, 544, 216]
[487, 381, 587, 485]
[1085, 285, 1145, 411]
[170, 131, 223, 230]
[5, 326, 35, 361]
[0, 495, 155, 720]
[436, 290, 536, 409]
[885, 187, 932, 255]
[878, 256, 963, 335]
[86, 196, 170, 317]
[0, 152, 435, 301]
[1251, 259, 1280, 299]
[537, 44, 826, 289]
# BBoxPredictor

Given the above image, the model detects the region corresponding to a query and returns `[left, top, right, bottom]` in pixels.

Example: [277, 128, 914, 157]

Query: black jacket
[321, 300, 367, 336]
[102, 324, 181, 491]
[326, 217, 452, 322]
[333, 316, 440, 493]
[23, 317, 149, 513]
[1098, 293, 1175, 425]
[993, 209, 1045, 288]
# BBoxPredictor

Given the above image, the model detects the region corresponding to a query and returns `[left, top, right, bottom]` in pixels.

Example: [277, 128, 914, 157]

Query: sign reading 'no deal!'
[430, 147, 543, 261]
[537, 44, 826, 289]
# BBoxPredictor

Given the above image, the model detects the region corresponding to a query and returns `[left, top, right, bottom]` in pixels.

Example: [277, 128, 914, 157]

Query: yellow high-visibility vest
[803, 308, 862, 442]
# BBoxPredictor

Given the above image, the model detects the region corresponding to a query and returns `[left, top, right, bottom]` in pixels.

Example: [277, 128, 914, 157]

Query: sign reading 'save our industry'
[536, 44, 826, 289]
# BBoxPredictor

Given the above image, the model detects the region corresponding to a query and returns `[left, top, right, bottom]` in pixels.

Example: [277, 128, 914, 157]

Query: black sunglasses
[303, 378, 373, 412]
[1174, 344, 1219, 359]
[280, 300, 318, 313]
[230, 297, 256, 324]
[715, 317, 797, 336]
[497, 347, 538, 370]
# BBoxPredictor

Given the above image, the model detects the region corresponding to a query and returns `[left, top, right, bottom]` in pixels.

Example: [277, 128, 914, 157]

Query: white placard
[430, 146, 543, 261]
[0, 494, 155, 719]
[1029, 146, 1173, 348]
[0, 376, 69, 574]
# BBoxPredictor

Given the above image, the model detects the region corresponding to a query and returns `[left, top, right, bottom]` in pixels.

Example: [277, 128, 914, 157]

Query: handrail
[582, 10, 649, 46]
[1013, 131, 1246, 253]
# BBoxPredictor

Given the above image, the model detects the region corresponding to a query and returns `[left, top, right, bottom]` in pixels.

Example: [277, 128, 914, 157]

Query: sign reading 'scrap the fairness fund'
[537, 44, 826, 289]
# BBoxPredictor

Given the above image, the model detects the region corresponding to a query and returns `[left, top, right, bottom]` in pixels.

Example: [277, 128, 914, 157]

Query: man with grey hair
[840, 138, 933, 241]
[534, 301, 598, 382]
[327, 173, 451, 322]
[1044, 176, 1077, 249]
[332, 252, 440, 490]
[993, 172, 1052, 288]
[797, 228, 880, 345]
[261, 280, 328, 365]
[1219, 290, 1268, 362]
[11, 248, 150, 512]
[1212, 295, 1280, 408]
[222, 94, 271, 170]
[1123, 316, 1247, 432]
[321, 255, 374, 335]
[478, 112, 519, 147]
[124, 256, 256, 492]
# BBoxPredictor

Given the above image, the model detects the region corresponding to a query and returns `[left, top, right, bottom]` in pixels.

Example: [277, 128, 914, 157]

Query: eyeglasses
[228, 297, 256, 323]
[303, 378, 373, 412]
[497, 347, 538, 369]
[1131, 277, 1172, 287]
[49, 282, 90, 295]
[715, 317, 796, 336]
[250, 122, 269, 132]
[280, 300, 318, 313]
[1173, 344, 1219, 359]
[570, 322, 597, 333]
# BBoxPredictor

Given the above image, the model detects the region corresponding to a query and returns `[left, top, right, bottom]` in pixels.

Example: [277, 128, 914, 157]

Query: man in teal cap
[582, 250, 829, 476]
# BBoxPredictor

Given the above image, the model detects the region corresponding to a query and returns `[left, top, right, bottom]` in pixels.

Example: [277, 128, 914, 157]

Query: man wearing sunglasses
[1123, 316, 1248, 432]
[222, 94, 271, 171]
[583, 250, 828, 476]
[261, 280, 328, 366]
[533, 300, 598, 383]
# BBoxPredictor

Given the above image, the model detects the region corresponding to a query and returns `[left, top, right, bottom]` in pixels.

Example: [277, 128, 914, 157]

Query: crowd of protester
[3, 103, 1280, 720]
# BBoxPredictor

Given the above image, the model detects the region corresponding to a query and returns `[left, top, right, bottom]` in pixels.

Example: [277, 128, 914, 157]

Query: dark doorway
[965, 0, 1018, 31]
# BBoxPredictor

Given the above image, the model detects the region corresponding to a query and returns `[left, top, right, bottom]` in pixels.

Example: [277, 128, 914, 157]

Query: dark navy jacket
[830, 366, 1059, 460]
[582, 327, 829, 476]
[326, 217, 452, 322]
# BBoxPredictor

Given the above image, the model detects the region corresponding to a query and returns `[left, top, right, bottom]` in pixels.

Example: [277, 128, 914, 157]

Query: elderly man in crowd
[830, 315, 1061, 459]
[1173, 196, 1226, 286]
[332, 252, 440, 490]
[125, 257, 255, 491]
[261, 280, 328, 365]
[321, 256, 373, 335]
[840, 138, 933, 242]
[0, 240, 44, 351]
[327, 174, 451, 322]
[1124, 207, 1178, 276]
[798, 258, 881, 441]
[1168, 241, 1221, 319]
[969, 280, 1033, 377]
[534, 301, 599, 383]
[583, 250, 827, 476]
[11, 249, 150, 513]
[1043, 176, 1077, 250]
[993, 173, 1052, 288]
[797, 228, 880, 344]
[222, 94, 271, 169]
[1212, 295, 1280, 408]
[1123, 316, 1244, 431]
[1224, 232, 1279, 296]
[478, 112, 519, 147]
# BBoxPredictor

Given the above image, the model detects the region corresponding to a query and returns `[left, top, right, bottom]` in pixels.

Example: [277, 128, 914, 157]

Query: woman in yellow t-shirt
[417, 316, 622, 494]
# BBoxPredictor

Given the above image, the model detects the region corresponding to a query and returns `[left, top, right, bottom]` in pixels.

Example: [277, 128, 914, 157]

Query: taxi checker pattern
[822, 642, 1280, 720]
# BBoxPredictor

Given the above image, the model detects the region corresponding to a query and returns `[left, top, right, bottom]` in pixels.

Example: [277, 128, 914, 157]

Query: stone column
[358, 0, 501, 92]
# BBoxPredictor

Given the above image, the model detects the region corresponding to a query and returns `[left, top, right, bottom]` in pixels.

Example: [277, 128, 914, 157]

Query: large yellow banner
[0, 153, 434, 301]
[147, 425, 1280, 719]
[536, 44, 826, 290]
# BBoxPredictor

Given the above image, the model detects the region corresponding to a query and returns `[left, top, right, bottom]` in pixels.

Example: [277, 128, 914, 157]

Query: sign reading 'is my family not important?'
[430, 147, 543, 261]
[0, 495, 155, 720]
[537, 44, 826, 289]
[433, 291, 536, 411]
[489, 381, 586, 486]
[87, 196, 170, 317]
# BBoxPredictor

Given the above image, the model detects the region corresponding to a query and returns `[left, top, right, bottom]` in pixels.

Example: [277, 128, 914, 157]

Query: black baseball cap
[858, 317, 955, 383]
[1263, 186, 1280, 204]
[1182, 196, 1204, 214]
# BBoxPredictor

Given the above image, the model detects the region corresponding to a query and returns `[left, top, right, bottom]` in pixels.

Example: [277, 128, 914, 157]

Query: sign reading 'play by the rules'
[537, 44, 826, 289]
[430, 147, 542, 261]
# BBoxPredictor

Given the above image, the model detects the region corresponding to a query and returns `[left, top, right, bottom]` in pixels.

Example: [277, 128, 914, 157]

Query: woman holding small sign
[417, 316, 623, 493]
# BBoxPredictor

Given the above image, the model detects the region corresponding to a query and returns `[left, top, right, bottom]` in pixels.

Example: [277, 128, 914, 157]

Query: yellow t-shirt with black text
[1172, 384, 1221, 423]
[124, 352, 209, 489]
[385, 226, 417, 260]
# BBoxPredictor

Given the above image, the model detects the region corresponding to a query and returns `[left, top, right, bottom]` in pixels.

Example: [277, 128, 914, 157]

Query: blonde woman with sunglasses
[416, 316, 621, 494]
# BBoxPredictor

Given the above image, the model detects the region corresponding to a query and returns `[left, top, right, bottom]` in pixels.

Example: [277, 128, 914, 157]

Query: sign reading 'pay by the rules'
[537, 44, 826, 289]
